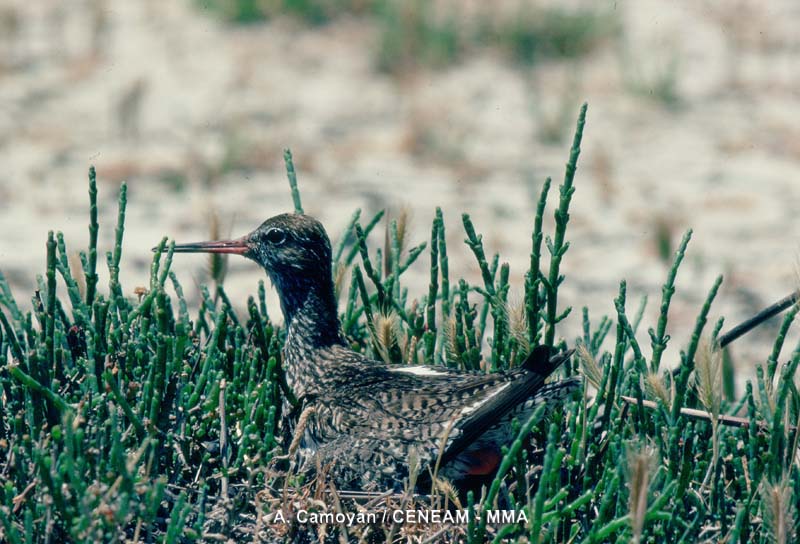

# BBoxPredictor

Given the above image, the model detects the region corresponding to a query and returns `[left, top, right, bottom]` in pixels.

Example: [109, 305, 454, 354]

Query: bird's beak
[161, 235, 250, 255]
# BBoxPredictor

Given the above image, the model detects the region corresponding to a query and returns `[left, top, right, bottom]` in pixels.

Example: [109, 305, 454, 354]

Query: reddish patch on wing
[464, 448, 502, 476]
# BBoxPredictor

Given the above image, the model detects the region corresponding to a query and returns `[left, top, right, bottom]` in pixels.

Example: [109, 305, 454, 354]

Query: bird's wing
[317, 346, 573, 452]
[437, 349, 575, 469]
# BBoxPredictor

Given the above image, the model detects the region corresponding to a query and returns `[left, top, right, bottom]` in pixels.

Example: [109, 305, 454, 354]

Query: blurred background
[1, 0, 799, 384]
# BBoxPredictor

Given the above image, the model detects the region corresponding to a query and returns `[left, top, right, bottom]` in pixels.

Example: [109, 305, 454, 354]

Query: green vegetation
[196, 0, 620, 73]
[502, 6, 619, 66]
[196, 0, 372, 25]
[374, 0, 461, 74]
[2, 106, 800, 542]
[376, 3, 618, 74]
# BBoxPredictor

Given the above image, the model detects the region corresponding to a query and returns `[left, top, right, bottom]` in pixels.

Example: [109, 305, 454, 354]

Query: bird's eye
[264, 228, 287, 245]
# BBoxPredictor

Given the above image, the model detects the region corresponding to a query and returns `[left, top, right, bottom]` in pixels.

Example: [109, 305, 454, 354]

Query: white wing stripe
[388, 366, 448, 377]
[460, 382, 511, 415]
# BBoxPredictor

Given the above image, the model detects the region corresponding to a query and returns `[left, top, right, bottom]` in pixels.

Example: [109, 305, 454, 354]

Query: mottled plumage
[172, 213, 577, 491]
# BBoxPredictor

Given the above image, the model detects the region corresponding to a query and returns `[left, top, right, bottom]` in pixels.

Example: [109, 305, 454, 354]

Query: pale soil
[1, 0, 800, 387]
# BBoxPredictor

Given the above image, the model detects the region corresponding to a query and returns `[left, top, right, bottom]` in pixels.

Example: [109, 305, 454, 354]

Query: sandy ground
[1, 0, 800, 387]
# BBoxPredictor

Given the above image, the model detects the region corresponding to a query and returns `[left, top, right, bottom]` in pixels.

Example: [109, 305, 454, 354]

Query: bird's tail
[527, 376, 582, 407]
[439, 347, 575, 469]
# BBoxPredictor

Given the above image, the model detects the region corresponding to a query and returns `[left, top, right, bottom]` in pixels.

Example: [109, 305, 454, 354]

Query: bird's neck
[277, 273, 344, 349]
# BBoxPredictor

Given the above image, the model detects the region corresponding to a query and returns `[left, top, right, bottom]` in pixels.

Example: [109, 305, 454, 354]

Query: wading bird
[169, 213, 576, 492]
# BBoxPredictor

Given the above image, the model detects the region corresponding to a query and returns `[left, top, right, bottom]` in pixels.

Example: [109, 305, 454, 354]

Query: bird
[170, 212, 577, 492]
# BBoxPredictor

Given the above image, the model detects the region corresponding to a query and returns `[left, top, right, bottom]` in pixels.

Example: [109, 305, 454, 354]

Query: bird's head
[167, 212, 342, 342]
[169, 213, 333, 286]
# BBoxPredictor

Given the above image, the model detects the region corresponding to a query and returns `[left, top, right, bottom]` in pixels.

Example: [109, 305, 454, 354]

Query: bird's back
[287, 343, 577, 491]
